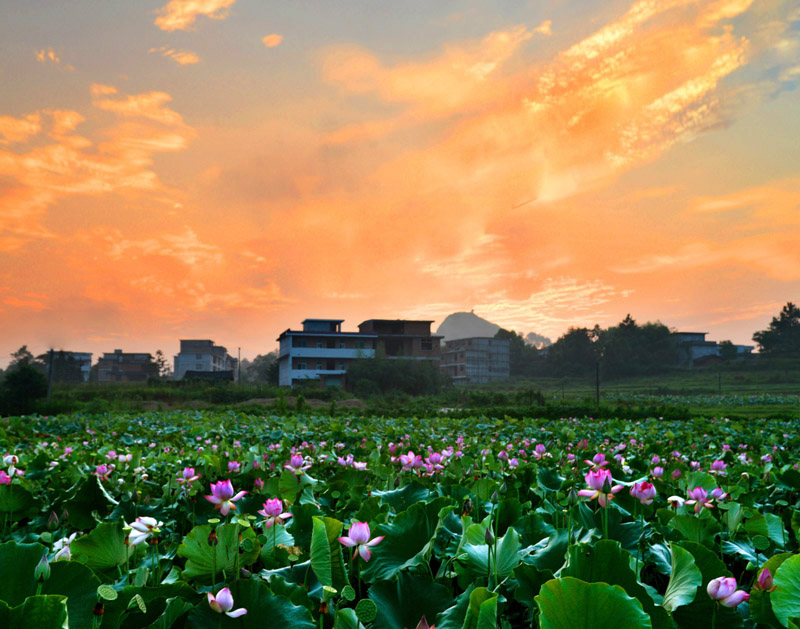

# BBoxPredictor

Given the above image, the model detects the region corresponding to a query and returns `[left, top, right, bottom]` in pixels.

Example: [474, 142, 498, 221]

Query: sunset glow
[1, 0, 799, 363]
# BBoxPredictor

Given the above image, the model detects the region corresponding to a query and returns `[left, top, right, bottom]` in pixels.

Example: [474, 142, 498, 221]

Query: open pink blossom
[205, 479, 247, 516]
[399, 451, 423, 471]
[707, 577, 749, 607]
[0, 470, 10, 485]
[258, 498, 293, 529]
[208, 587, 247, 618]
[577, 468, 623, 508]
[338, 521, 384, 562]
[630, 481, 657, 505]
[584, 452, 609, 468]
[685, 487, 714, 513]
[284, 454, 311, 474]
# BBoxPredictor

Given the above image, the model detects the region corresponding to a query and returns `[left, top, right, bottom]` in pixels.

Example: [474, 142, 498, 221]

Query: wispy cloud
[154, 0, 236, 32]
[149, 46, 200, 65]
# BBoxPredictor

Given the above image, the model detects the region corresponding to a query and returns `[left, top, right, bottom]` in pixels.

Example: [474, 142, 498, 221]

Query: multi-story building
[174, 340, 238, 380]
[357, 319, 442, 362]
[96, 350, 157, 383]
[440, 337, 510, 385]
[62, 351, 92, 382]
[277, 319, 376, 387]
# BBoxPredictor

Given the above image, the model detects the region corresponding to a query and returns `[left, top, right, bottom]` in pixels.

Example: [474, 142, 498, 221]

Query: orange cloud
[262, 34, 283, 48]
[0, 114, 41, 144]
[0, 86, 193, 251]
[154, 0, 236, 31]
[149, 46, 200, 65]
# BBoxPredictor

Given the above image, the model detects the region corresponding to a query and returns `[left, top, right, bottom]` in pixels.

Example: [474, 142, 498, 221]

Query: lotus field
[2, 412, 800, 628]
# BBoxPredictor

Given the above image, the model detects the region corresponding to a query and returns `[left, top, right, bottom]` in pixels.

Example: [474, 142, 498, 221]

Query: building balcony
[283, 347, 375, 359]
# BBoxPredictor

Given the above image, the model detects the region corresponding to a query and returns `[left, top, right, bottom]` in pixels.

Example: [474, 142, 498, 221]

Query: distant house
[277, 319, 376, 387]
[672, 332, 753, 367]
[357, 319, 442, 362]
[174, 340, 238, 381]
[62, 351, 92, 382]
[440, 337, 510, 385]
[96, 350, 157, 383]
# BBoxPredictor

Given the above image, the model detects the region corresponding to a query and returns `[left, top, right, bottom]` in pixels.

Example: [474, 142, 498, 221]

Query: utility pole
[595, 361, 600, 407]
[46, 349, 54, 400]
[237, 347, 241, 383]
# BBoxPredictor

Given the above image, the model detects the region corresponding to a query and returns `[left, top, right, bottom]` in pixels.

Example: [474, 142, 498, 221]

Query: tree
[8, 345, 45, 373]
[154, 350, 172, 379]
[753, 302, 800, 357]
[239, 352, 278, 384]
[0, 365, 48, 415]
[35, 351, 84, 384]
[346, 358, 444, 397]
[495, 329, 542, 377]
[718, 340, 738, 361]
[547, 327, 598, 376]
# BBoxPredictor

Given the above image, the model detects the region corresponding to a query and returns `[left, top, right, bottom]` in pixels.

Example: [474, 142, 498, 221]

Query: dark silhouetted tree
[753, 302, 800, 357]
[0, 365, 48, 415]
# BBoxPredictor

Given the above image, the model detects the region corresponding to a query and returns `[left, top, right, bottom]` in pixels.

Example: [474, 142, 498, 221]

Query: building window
[298, 362, 307, 370]
[294, 338, 307, 347]
[196, 363, 203, 370]
[337, 363, 345, 370]
[339, 342, 346, 349]
[196, 353, 203, 359]
[316, 362, 323, 370]
[355, 341, 363, 349]
[421, 339, 433, 351]
[316, 341, 323, 349]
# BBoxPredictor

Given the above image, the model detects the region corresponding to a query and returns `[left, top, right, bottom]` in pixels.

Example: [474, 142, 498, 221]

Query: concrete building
[357, 319, 442, 362]
[672, 332, 753, 366]
[440, 337, 510, 385]
[174, 340, 238, 380]
[97, 350, 157, 383]
[277, 319, 376, 387]
[63, 351, 92, 382]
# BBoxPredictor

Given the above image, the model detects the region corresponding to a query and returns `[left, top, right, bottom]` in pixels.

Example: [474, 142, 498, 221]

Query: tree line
[497, 302, 800, 379]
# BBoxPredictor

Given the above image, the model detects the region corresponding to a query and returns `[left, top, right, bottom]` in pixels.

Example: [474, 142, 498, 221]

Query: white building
[277, 319, 376, 387]
[174, 340, 238, 380]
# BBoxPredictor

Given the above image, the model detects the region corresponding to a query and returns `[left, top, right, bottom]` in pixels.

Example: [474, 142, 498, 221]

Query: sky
[1, 0, 799, 366]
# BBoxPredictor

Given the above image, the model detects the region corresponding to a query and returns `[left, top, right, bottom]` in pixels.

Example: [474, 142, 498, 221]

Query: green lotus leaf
[186, 580, 315, 628]
[671, 541, 744, 629]
[70, 521, 134, 577]
[462, 587, 498, 629]
[0, 484, 39, 520]
[360, 497, 452, 583]
[178, 523, 260, 581]
[536, 577, 652, 629]
[561, 539, 673, 628]
[368, 572, 453, 629]
[310, 516, 348, 593]
[772, 554, 800, 627]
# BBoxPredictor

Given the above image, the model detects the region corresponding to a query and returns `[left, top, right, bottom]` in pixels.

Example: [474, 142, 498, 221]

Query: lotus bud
[35, 553, 50, 582]
[47, 510, 59, 530]
[484, 527, 495, 545]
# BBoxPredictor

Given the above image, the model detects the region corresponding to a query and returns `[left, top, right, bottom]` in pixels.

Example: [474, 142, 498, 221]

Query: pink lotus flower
[258, 498, 292, 529]
[710, 460, 727, 475]
[630, 481, 657, 505]
[284, 454, 311, 474]
[685, 487, 714, 513]
[205, 480, 247, 516]
[707, 577, 749, 607]
[584, 453, 608, 469]
[533, 444, 550, 460]
[578, 468, 623, 508]
[208, 587, 247, 618]
[228, 461, 241, 473]
[338, 521, 384, 562]
[177, 467, 200, 485]
[399, 451, 423, 471]
[254, 477, 264, 490]
[94, 464, 114, 481]
[0, 470, 10, 485]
